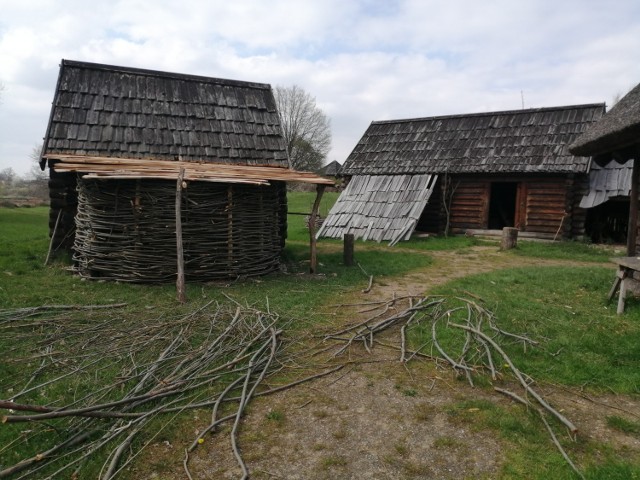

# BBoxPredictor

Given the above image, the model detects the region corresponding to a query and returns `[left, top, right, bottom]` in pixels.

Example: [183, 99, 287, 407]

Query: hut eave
[45, 154, 334, 186]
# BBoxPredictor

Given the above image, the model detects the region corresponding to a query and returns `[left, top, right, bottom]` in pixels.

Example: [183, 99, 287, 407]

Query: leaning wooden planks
[46, 154, 334, 185]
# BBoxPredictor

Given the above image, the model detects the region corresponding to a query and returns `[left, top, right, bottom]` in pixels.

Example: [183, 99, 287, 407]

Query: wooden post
[500, 227, 518, 250]
[309, 184, 325, 274]
[343, 233, 354, 266]
[176, 168, 186, 304]
[44, 209, 63, 266]
[627, 158, 639, 256]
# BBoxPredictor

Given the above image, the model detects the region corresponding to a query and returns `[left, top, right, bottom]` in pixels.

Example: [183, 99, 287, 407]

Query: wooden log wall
[443, 174, 583, 239]
[569, 173, 589, 239]
[48, 170, 78, 251]
[448, 179, 488, 233]
[524, 178, 569, 237]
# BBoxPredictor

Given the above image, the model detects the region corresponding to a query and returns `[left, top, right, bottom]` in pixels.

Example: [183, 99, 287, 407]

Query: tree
[28, 143, 48, 181]
[273, 85, 331, 172]
[0, 167, 15, 196]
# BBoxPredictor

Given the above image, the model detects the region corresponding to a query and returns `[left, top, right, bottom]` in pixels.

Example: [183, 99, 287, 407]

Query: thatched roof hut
[570, 83, 640, 160]
[319, 160, 341, 177]
[320, 104, 604, 244]
[570, 82, 640, 254]
[41, 60, 331, 282]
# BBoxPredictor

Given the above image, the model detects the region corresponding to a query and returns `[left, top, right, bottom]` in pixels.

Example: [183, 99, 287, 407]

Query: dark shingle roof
[570, 83, 640, 157]
[319, 160, 341, 176]
[42, 59, 288, 167]
[341, 104, 605, 176]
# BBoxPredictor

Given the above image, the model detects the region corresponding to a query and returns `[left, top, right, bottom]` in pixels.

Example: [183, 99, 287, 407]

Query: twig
[495, 388, 584, 479]
[450, 322, 577, 434]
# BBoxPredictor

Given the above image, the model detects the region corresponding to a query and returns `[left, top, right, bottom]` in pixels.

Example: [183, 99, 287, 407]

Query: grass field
[1, 195, 638, 479]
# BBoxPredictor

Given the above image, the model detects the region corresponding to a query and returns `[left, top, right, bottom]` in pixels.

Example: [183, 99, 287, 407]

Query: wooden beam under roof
[45, 154, 335, 186]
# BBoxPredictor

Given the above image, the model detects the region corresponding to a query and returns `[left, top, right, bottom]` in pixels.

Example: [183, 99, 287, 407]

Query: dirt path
[148, 247, 640, 479]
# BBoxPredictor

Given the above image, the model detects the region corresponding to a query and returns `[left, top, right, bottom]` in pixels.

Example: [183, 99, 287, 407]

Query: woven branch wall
[73, 178, 287, 282]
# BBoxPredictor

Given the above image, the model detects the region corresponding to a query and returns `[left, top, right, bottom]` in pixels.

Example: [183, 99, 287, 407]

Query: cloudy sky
[1, 0, 639, 176]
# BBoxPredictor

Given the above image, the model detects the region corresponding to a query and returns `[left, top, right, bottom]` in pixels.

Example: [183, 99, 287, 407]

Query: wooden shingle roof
[580, 159, 632, 209]
[319, 160, 341, 176]
[570, 82, 640, 158]
[341, 104, 605, 176]
[42, 59, 288, 167]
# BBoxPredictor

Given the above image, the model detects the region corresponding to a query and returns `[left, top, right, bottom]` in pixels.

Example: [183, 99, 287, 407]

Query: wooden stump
[343, 234, 354, 266]
[500, 227, 518, 250]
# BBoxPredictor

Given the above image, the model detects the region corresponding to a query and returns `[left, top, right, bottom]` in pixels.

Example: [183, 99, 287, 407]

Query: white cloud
[1, 0, 640, 174]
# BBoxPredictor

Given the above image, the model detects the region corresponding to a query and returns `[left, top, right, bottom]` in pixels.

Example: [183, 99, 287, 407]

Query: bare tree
[28, 143, 48, 181]
[273, 85, 331, 171]
[441, 171, 459, 237]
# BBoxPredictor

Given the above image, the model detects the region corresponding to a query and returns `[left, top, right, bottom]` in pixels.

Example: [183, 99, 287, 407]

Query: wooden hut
[581, 159, 632, 243]
[319, 160, 341, 177]
[41, 60, 331, 282]
[570, 82, 640, 255]
[318, 104, 605, 244]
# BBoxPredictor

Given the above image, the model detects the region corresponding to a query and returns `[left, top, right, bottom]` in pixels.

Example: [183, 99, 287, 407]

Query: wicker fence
[73, 178, 287, 282]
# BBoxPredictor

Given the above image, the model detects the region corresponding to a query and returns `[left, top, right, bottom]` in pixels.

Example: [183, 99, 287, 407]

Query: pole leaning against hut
[309, 184, 326, 274]
[627, 159, 640, 256]
[176, 168, 187, 303]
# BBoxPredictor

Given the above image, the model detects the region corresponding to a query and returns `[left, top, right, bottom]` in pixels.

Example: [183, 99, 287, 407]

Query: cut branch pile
[323, 295, 584, 479]
[0, 301, 294, 479]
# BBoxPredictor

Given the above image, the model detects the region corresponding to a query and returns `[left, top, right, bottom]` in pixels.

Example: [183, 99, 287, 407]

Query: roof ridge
[60, 59, 272, 90]
[370, 103, 606, 125]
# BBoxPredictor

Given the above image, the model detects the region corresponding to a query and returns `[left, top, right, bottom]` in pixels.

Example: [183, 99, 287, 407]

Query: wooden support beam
[176, 168, 186, 304]
[627, 158, 639, 256]
[343, 234, 354, 266]
[309, 184, 326, 274]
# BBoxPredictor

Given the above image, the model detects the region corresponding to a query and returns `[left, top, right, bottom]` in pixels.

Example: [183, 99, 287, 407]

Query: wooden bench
[608, 257, 640, 314]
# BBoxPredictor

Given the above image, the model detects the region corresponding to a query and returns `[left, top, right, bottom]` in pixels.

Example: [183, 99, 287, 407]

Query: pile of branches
[323, 295, 584, 479]
[73, 178, 286, 283]
[0, 301, 300, 479]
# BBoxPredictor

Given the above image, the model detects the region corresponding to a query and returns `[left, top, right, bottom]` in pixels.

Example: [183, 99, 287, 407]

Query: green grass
[2, 201, 639, 479]
[606, 415, 640, 437]
[446, 399, 640, 480]
[420, 266, 640, 393]
[286, 190, 339, 243]
[511, 240, 617, 263]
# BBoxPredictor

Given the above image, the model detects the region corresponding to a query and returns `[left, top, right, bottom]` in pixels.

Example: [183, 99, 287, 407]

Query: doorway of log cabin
[488, 182, 518, 229]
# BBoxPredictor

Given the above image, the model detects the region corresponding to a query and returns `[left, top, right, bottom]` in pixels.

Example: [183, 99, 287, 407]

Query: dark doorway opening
[585, 198, 629, 244]
[488, 182, 517, 229]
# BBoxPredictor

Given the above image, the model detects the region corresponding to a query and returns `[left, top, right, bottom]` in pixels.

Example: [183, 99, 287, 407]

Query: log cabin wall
[445, 174, 586, 238]
[569, 173, 589, 239]
[525, 177, 571, 237]
[448, 178, 488, 233]
[48, 169, 78, 251]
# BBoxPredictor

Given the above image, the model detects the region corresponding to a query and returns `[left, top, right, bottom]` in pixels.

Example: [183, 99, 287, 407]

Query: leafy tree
[273, 85, 331, 172]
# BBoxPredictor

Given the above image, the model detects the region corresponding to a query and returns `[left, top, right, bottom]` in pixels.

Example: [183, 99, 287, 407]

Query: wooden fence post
[309, 184, 326, 274]
[500, 227, 518, 250]
[343, 234, 354, 266]
[176, 168, 186, 303]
